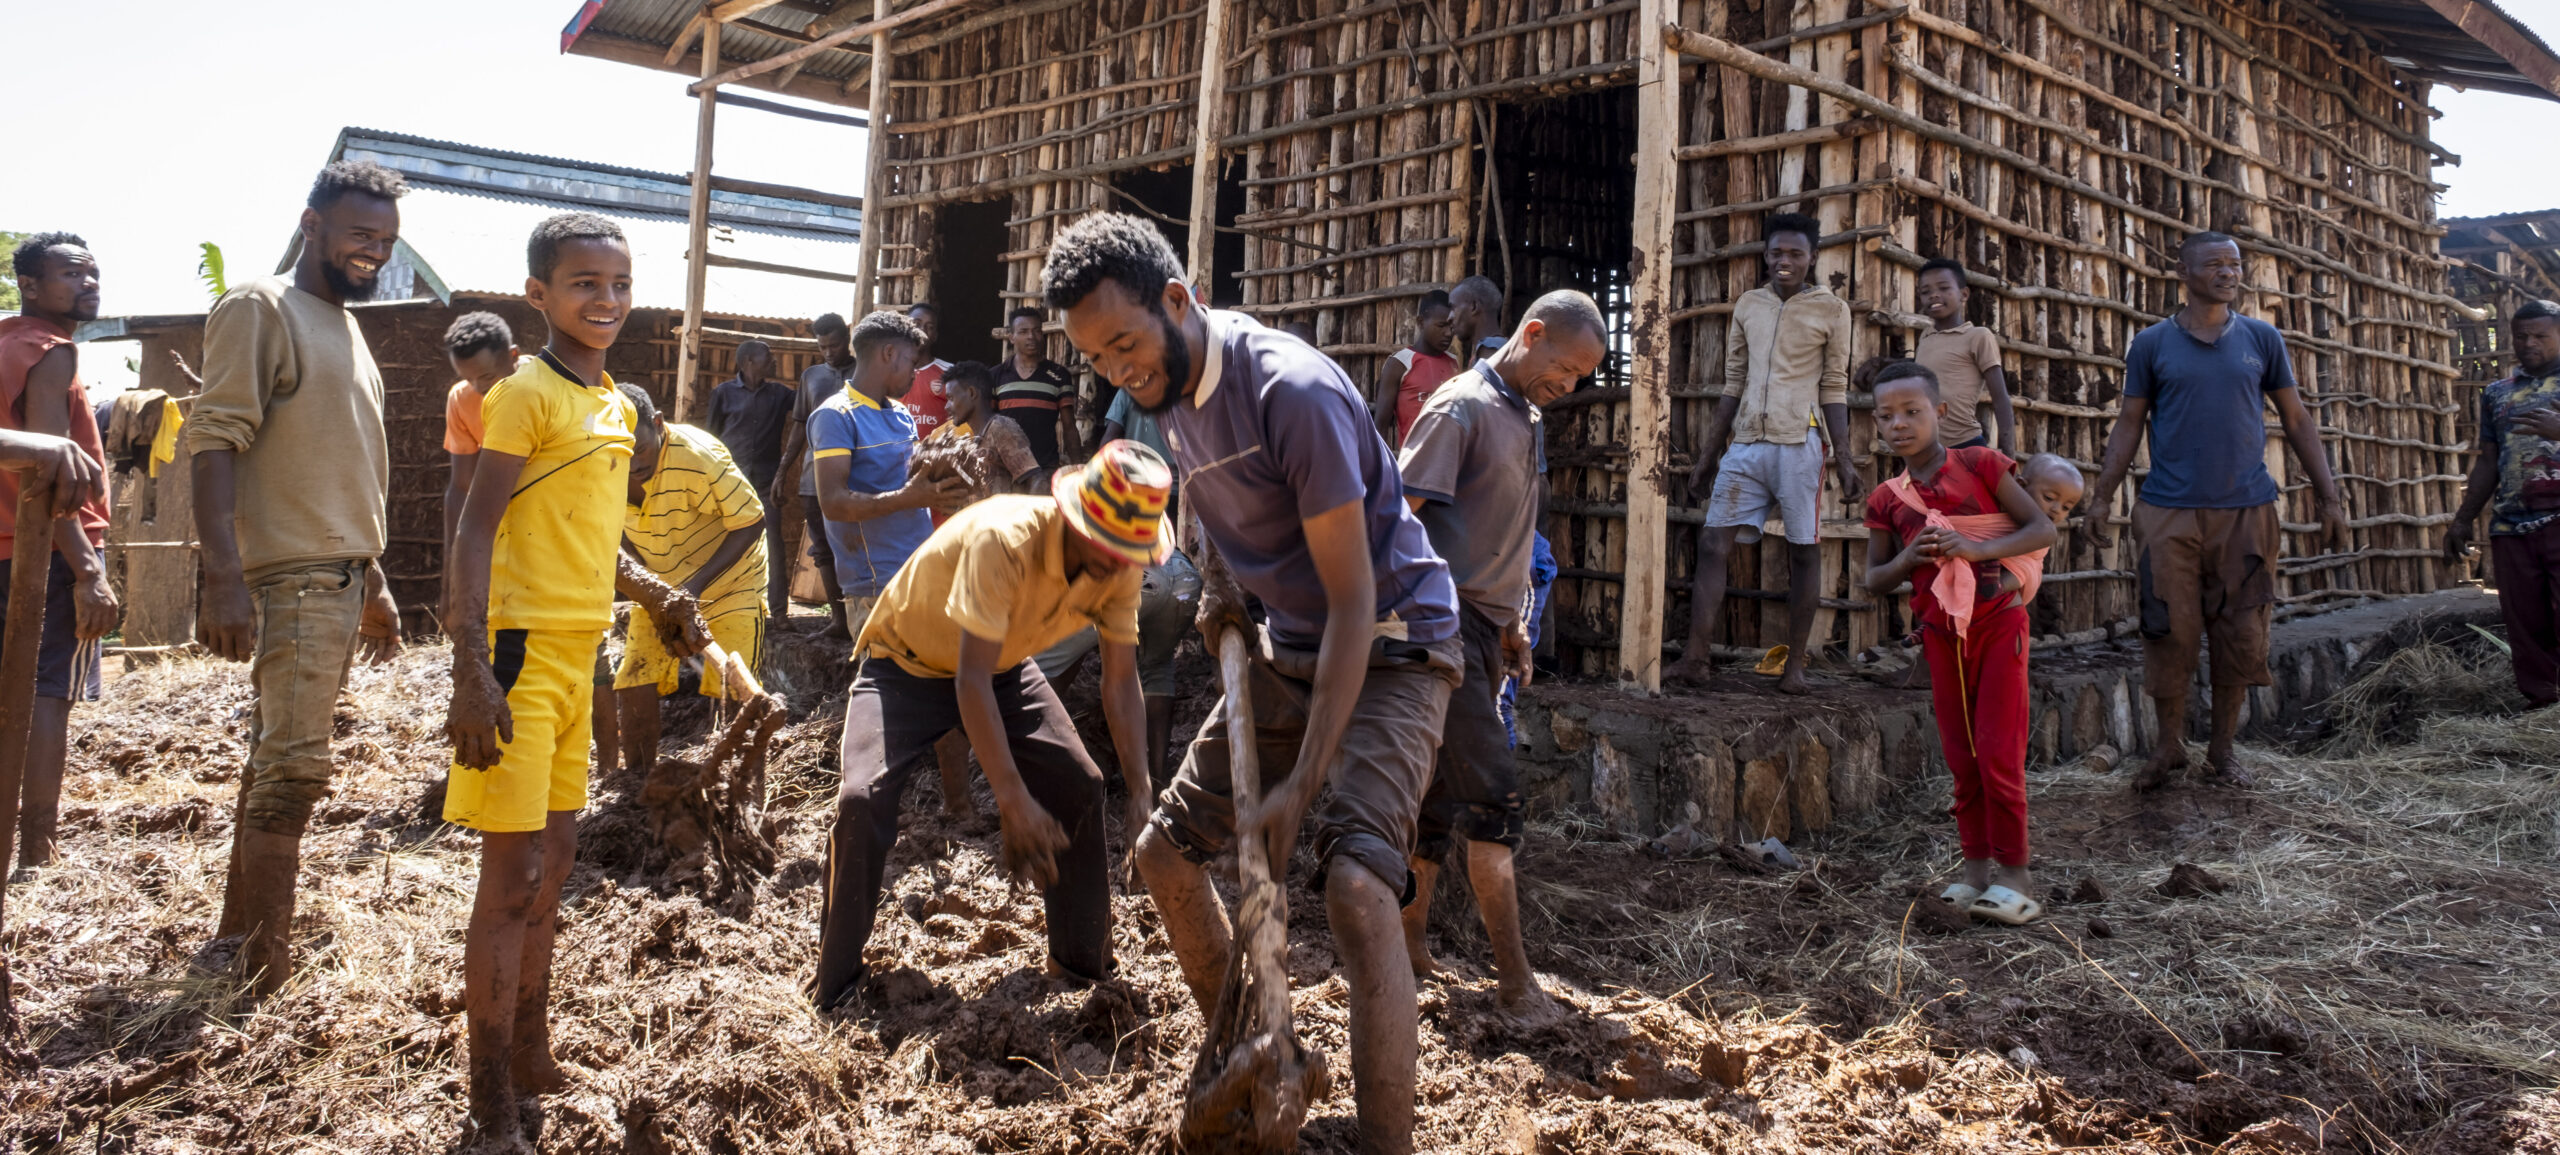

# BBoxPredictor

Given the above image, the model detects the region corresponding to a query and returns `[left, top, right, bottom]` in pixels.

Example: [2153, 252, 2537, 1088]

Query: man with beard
[1048, 213, 1461, 1155]
[188, 160, 407, 993]
[0, 234, 120, 870]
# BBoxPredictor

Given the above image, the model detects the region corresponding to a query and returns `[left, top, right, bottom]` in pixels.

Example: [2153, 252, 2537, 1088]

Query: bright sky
[1, 0, 2555, 321]
[5, 0, 864, 321]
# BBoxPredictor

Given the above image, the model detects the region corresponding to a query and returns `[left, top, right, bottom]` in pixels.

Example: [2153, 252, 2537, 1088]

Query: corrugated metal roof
[333, 127, 859, 242]
[564, 0, 875, 108]
[2328, 0, 2560, 99]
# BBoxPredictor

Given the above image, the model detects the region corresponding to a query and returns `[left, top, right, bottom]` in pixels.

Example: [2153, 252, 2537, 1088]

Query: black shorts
[0, 554, 101, 702]
[1417, 604, 1524, 858]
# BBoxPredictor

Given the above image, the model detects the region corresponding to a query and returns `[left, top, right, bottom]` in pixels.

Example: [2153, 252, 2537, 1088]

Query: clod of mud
[2156, 861, 2230, 898]
[2070, 877, 2110, 904]
[2087, 917, 2116, 939]
[1907, 895, 1973, 935]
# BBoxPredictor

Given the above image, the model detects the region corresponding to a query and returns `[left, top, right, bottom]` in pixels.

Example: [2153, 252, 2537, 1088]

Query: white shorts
[1705, 438, 1826, 545]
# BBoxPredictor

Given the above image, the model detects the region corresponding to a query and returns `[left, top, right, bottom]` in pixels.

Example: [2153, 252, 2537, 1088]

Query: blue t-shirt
[1160, 310, 1456, 650]
[808, 386, 932, 598]
[2122, 313, 2295, 509]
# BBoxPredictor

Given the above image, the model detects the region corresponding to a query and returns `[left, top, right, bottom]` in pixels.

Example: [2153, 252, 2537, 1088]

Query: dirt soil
[6, 625, 2557, 1153]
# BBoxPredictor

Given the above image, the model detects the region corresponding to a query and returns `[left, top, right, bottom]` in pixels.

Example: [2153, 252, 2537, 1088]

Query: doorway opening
[1487, 88, 1637, 389]
[931, 197, 1012, 363]
[1108, 161, 1246, 306]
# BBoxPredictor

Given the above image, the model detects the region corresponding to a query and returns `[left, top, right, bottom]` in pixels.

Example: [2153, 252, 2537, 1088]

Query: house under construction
[565, 0, 2560, 690]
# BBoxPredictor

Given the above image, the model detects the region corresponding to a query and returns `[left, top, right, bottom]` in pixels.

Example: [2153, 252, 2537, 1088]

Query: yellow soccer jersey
[480, 350, 637, 631]
[626, 421, 769, 633]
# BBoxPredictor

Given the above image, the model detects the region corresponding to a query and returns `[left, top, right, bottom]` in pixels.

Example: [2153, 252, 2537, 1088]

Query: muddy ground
[4, 624, 2556, 1153]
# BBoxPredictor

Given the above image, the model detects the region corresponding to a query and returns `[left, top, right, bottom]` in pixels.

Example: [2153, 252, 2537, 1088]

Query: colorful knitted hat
[1052, 439, 1174, 566]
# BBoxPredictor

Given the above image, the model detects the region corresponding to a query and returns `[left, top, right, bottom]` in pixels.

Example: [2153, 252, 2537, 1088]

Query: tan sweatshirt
[184, 277, 389, 575]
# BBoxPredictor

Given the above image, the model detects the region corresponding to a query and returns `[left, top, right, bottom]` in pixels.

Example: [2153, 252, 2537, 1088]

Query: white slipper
[1969, 884, 2043, 925]
[1938, 883, 1984, 908]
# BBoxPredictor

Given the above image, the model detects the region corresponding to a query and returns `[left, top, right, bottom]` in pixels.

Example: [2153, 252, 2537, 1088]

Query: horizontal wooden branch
[1672, 118, 1882, 162]
[689, 0, 977, 94]
[1240, 139, 1466, 188]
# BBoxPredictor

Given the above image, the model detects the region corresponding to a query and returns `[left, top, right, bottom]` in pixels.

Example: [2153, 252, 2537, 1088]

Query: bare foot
[2200, 754, 2258, 788]
[1407, 948, 1454, 981]
[1775, 666, 1814, 695]
[942, 797, 977, 822]
[2131, 743, 2189, 792]
[510, 1050, 570, 1096]
[1663, 656, 1716, 687]
[822, 610, 852, 641]
[1495, 981, 1562, 1027]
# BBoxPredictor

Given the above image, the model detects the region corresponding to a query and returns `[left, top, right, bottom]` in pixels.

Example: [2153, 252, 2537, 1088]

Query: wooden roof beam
[2415, 0, 2560, 99]
[689, 0, 974, 94]
[709, 0, 791, 23]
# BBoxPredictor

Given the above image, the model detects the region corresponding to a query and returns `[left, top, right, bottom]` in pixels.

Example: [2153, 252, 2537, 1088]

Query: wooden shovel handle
[0, 479, 58, 966]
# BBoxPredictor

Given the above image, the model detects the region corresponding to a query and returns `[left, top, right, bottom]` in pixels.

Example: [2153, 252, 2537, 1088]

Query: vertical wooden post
[1620, 10, 1679, 692]
[854, 0, 892, 316]
[1186, 0, 1233, 291]
[676, 16, 720, 423]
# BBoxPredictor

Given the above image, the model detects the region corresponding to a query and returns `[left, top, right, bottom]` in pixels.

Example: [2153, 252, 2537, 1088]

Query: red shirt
[0, 316, 111, 548]
[1391, 347, 1460, 445]
[903, 360, 952, 441]
[1862, 446, 2014, 629]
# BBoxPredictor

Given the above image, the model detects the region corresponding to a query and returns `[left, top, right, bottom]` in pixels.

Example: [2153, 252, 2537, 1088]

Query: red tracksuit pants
[1923, 603, 2031, 868]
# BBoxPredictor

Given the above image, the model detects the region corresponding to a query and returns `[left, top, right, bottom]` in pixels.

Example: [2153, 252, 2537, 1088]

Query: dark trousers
[2494, 522, 2560, 706]
[803, 499, 845, 605]
[814, 656, 1109, 1007]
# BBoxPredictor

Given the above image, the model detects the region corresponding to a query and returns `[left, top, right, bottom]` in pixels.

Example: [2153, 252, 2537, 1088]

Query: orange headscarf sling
[1881, 472, 2048, 637]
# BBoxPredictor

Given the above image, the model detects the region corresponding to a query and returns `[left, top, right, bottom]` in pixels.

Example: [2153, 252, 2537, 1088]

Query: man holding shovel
[1049, 214, 1461, 1155]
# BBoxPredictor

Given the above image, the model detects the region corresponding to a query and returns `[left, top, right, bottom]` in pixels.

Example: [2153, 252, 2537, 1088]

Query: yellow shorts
[614, 604, 766, 698]
[445, 627, 598, 833]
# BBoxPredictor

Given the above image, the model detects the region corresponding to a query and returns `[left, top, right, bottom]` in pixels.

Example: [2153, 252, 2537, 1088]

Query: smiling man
[188, 160, 408, 995]
[1393, 290, 1604, 1024]
[2087, 230, 2346, 791]
[1045, 213, 1460, 1155]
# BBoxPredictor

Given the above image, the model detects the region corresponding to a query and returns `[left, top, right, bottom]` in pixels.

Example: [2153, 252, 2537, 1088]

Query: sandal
[1968, 884, 2044, 925]
[1938, 883, 1984, 908]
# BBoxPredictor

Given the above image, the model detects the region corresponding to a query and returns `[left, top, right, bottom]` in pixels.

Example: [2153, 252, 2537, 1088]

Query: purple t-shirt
[1159, 310, 1457, 649]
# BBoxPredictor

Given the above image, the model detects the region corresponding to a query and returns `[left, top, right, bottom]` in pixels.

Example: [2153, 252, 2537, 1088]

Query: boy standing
[442, 312, 520, 552]
[2446, 299, 2560, 704]
[902, 302, 954, 442]
[1913, 258, 2016, 454]
[996, 307, 1081, 469]
[814, 445, 1167, 1008]
[1670, 212, 1864, 693]
[442, 213, 709, 1146]
[1861, 362, 2061, 926]
[1050, 213, 1461, 1155]
[928, 360, 1045, 502]
[1374, 290, 1458, 447]
[1395, 291, 1606, 1019]
[617, 382, 771, 778]
[0, 234, 120, 870]
[190, 162, 408, 991]
[809, 311, 971, 640]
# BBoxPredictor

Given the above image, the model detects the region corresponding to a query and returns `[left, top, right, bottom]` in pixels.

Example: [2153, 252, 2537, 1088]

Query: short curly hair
[11, 231, 88, 280]
[308, 160, 409, 211]
[1041, 212, 1183, 312]
[850, 309, 926, 359]
[527, 212, 627, 282]
[441, 312, 514, 362]
[1766, 212, 1820, 250]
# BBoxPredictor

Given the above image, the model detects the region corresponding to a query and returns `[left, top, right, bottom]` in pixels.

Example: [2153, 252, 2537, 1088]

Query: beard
[322, 258, 380, 302]
[1133, 306, 1191, 416]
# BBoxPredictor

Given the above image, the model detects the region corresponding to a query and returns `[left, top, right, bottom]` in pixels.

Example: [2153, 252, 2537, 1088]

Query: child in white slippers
[1861, 362, 2067, 926]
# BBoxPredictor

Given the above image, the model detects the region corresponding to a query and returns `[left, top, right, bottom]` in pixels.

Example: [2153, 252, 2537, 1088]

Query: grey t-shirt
[1396, 361, 1542, 627]
[796, 360, 851, 496]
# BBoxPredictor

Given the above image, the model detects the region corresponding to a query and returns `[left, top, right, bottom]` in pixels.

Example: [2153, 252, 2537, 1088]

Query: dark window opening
[931, 197, 1011, 363]
[1488, 88, 1637, 390]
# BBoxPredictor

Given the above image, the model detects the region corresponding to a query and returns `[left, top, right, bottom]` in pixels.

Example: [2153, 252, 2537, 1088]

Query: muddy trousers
[239, 560, 369, 836]
[1924, 605, 2031, 868]
[2492, 522, 2560, 706]
[813, 656, 1109, 1008]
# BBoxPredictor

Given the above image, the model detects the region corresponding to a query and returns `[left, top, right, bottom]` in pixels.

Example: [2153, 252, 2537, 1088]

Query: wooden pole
[0, 480, 58, 1018]
[677, 17, 720, 424]
[1186, 0, 1233, 291]
[1619, 0, 1679, 692]
[854, 0, 891, 316]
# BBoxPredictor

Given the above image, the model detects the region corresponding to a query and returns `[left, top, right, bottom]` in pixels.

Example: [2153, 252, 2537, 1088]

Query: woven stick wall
[856, 0, 2476, 678]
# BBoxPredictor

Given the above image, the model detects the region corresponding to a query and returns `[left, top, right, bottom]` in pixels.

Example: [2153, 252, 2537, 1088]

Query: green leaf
[0, 230, 26, 312]
[197, 242, 227, 300]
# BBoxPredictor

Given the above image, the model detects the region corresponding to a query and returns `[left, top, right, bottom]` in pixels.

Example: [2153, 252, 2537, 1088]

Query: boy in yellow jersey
[615, 380, 769, 779]
[812, 442, 1169, 1011]
[442, 212, 709, 1150]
